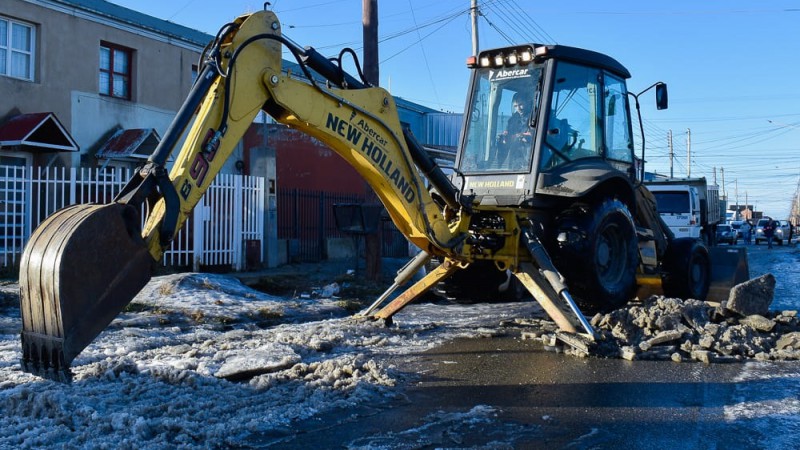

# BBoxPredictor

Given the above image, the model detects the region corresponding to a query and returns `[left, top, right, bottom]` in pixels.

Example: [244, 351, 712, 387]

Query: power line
[479, 12, 515, 45]
[483, 1, 535, 43]
[510, 0, 557, 43]
[406, 0, 441, 106]
[380, 13, 463, 63]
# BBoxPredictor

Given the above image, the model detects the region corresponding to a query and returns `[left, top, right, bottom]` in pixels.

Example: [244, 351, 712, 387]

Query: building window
[99, 42, 132, 99]
[0, 16, 36, 81]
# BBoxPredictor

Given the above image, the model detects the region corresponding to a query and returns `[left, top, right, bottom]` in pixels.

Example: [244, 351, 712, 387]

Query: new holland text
[325, 113, 415, 203]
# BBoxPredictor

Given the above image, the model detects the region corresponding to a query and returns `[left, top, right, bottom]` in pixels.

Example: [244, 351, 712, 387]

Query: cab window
[460, 66, 542, 173]
[540, 62, 602, 170]
[604, 73, 633, 162]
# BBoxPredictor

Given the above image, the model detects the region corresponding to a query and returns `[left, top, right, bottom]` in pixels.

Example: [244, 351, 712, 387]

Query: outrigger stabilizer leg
[360, 250, 431, 317]
[361, 252, 462, 321]
[516, 227, 597, 340]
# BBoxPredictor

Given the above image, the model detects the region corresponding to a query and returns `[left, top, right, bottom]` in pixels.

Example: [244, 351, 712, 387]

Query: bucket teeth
[20, 332, 73, 383]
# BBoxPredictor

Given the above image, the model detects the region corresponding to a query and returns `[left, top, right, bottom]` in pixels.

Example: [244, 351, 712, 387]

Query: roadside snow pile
[531, 274, 800, 363]
[0, 272, 540, 449]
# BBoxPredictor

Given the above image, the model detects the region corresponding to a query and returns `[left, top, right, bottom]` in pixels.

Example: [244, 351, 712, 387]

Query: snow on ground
[0, 273, 539, 449]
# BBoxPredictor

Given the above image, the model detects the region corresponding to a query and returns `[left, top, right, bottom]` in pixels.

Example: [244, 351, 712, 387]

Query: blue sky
[111, 0, 800, 219]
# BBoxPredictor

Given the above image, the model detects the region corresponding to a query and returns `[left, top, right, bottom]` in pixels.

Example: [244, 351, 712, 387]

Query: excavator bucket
[707, 246, 750, 303]
[19, 203, 154, 381]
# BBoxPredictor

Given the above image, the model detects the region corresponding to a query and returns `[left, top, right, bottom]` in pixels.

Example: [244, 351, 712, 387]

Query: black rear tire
[555, 199, 638, 311]
[662, 238, 711, 300]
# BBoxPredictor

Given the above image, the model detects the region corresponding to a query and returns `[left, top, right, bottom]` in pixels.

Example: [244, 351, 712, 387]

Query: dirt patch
[237, 260, 393, 302]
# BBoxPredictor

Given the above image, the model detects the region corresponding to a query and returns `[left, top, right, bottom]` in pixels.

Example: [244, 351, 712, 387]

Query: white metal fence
[0, 166, 265, 271]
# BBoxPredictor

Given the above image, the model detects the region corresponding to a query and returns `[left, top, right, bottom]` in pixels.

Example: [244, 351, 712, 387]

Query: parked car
[777, 220, 794, 243]
[730, 220, 743, 238]
[716, 223, 737, 245]
[755, 218, 793, 245]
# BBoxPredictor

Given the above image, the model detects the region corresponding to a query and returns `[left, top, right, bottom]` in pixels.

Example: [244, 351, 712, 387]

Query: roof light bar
[472, 46, 536, 69]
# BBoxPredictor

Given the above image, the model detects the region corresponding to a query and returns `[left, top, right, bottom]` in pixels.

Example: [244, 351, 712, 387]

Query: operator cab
[457, 44, 638, 205]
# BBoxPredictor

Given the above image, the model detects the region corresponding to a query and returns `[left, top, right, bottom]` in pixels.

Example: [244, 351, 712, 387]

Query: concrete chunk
[698, 334, 715, 349]
[739, 314, 776, 332]
[681, 300, 710, 331]
[639, 329, 683, 351]
[620, 346, 638, 361]
[726, 274, 775, 317]
[691, 350, 712, 364]
[775, 332, 800, 351]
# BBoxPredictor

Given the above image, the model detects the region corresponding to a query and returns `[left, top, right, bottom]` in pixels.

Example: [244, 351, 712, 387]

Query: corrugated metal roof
[0, 112, 79, 152]
[95, 128, 160, 159]
[393, 96, 439, 114]
[52, 0, 213, 47]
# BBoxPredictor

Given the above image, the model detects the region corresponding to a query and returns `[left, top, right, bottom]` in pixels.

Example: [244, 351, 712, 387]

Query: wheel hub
[597, 238, 611, 268]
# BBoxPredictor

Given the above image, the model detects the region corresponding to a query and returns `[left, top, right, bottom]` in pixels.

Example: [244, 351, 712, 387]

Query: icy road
[0, 243, 799, 448]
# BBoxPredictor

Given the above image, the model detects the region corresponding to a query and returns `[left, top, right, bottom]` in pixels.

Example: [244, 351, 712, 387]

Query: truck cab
[644, 177, 721, 244]
[454, 44, 639, 209]
[646, 184, 702, 239]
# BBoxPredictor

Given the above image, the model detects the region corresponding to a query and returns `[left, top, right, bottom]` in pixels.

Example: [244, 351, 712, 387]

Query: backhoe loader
[18, 8, 748, 382]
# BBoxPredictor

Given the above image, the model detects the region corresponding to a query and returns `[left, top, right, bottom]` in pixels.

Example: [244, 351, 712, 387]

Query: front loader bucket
[19, 203, 154, 381]
[707, 246, 750, 303]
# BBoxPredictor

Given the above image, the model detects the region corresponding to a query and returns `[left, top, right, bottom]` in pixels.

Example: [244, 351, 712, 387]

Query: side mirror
[655, 82, 668, 110]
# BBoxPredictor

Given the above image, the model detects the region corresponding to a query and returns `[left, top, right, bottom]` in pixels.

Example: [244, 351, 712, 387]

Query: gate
[0, 165, 265, 271]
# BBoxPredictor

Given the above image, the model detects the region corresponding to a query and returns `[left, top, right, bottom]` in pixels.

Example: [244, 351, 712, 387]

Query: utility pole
[721, 167, 726, 199]
[746, 191, 749, 220]
[668, 130, 674, 178]
[470, 0, 480, 56]
[362, 0, 381, 280]
[362, 0, 379, 87]
[686, 128, 691, 178]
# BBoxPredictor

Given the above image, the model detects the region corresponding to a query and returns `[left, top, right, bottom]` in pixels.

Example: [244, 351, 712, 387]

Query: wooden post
[362, 0, 382, 281]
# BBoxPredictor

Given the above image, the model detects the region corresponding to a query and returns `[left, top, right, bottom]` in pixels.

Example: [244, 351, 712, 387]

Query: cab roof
[479, 43, 631, 79]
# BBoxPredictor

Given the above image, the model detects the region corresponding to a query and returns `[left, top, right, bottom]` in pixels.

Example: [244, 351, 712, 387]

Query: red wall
[265, 126, 367, 195]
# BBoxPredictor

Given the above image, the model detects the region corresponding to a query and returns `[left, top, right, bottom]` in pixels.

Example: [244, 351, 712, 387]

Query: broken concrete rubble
[527, 272, 800, 362]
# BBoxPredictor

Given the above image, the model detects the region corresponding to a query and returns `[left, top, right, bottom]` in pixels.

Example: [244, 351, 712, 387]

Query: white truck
[645, 177, 722, 245]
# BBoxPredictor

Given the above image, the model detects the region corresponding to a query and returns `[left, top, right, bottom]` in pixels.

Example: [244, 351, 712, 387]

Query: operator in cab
[496, 92, 532, 167]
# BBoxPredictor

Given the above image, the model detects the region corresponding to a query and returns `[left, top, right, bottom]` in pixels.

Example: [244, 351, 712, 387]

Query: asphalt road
[274, 330, 799, 449]
[269, 243, 800, 449]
